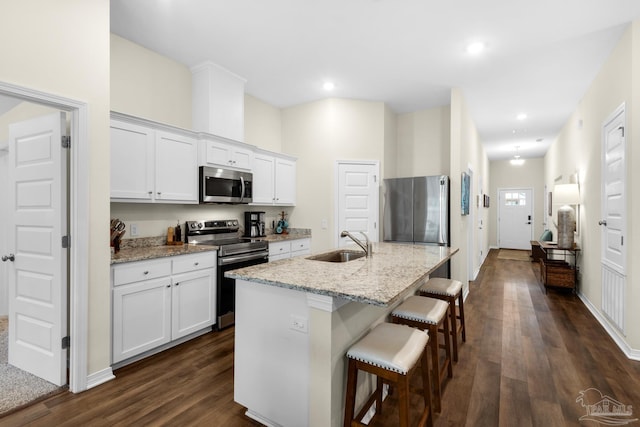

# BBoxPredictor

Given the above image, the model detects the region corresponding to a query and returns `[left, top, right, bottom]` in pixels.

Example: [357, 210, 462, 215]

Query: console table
[539, 242, 580, 294]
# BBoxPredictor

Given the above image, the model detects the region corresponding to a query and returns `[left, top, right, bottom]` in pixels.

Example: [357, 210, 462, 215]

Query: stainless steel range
[185, 219, 269, 329]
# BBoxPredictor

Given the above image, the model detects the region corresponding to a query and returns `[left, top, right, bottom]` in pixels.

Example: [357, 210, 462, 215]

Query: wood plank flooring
[2, 249, 639, 426]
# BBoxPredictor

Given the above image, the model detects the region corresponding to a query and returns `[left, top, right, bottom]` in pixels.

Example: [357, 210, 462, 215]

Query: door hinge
[373, 175, 377, 183]
[62, 235, 70, 248]
[61, 135, 71, 148]
[618, 126, 625, 137]
[621, 236, 624, 246]
[62, 336, 70, 349]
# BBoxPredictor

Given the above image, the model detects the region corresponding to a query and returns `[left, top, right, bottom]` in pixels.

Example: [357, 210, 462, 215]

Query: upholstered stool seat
[420, 278, 466, 362]
[344, 323, 433, 427]
[392, 296, 452, 413]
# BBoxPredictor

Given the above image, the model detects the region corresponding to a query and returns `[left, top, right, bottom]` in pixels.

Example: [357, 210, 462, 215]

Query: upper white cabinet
[192, 61, 246, 142]
[252, 151, 296, 206]
[199, 135, 253, 170]
[110, 114, 198, 204]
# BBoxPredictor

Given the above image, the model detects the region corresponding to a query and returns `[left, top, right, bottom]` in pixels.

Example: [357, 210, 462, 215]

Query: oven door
[217, 251, 268, 329]
[200, 166, 253, 204]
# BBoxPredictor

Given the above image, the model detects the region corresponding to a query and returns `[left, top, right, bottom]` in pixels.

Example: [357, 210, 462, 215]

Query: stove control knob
[232, 220, 238, 226]
[198, 223, 203, 229]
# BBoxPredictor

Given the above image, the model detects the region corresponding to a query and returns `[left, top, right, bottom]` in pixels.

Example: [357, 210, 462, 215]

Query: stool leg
[398, 375, 410, 427]
[429, 324, 441, 413]
[442, 310, 453, 378]
[449, 297, 459, 362]
[459, 292, 466, 342]
[344, 359, 358, 427]
[420, 347, 433, 427]
[375, 376, 383, 416]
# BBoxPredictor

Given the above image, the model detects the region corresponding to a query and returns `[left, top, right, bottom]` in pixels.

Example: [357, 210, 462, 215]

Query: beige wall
[396, 106, 451, 177]
[282, 99, 387, 252]
[110, 34, 192, 129]
[545, 21, 639, 351]
[0, 0, 111, 376]
[245, 94, 282, 152]
[449, 88, 490, 289]
[489, 158, 546, 247]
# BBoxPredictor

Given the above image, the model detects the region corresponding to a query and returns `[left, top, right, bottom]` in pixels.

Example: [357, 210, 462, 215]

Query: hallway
[2, 249, 639, 426]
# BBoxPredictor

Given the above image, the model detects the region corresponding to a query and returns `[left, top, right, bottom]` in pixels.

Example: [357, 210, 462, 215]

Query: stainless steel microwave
[199, 166, 253, 204]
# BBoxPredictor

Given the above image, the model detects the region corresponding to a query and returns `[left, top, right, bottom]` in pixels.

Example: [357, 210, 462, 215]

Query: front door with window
[498, 188, 533, 250]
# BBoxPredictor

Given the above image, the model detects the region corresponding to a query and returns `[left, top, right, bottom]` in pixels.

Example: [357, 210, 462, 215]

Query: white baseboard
[86, 367, 115, 390]
[577, 292, 640, 361]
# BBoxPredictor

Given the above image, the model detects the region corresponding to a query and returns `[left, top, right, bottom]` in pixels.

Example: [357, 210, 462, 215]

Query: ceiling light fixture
[323, 81, 335, 91]
[516, 113, 527, 120]
[466, 41, 485, 55]
[510, 146, 525, 166]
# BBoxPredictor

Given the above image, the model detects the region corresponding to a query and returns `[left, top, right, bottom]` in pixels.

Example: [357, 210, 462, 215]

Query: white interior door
[1, 141, 8, 316]
[7, 112, 67, 386]
[498, 188, 533, 250]
[336, 161, 379, 247]
[600, 105, 626, 332]
[601, 108, 626, 273]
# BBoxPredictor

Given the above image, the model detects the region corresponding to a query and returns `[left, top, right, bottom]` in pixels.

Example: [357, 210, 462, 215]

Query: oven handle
[218, 251, 268, 266]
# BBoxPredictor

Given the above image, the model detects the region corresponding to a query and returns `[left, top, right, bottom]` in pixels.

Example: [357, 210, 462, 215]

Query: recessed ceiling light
[466, 42, 485, 54]
[517, 113, 527, 120]
[323, 82, 335, 91]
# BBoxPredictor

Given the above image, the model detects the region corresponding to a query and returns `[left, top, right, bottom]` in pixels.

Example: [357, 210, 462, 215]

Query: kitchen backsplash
[111, 203, 297, 239]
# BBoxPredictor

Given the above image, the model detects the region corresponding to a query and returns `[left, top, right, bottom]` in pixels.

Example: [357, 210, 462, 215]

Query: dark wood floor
[2, 249, 639, 426]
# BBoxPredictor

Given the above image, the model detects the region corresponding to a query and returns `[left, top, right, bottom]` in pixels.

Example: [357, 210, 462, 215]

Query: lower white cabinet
[269, 238, 311, 262]
[112, 252, 216, 364]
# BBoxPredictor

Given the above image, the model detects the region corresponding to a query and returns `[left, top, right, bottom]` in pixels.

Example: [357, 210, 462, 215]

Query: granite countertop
[260, 232, 311, 243]
[226, 242, 458, 307]
[111, 243, 218, 264]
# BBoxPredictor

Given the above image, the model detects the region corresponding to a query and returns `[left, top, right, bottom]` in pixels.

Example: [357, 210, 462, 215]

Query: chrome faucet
[340, 231, 372, 258]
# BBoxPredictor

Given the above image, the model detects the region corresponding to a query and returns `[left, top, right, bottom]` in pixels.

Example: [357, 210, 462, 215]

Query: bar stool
[391, 296, 452, 413]
[344, 323, 433, 427]
[419, 278, 466, 362]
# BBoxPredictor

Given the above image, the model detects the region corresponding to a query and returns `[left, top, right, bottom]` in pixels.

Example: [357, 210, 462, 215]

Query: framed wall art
[461, 172, 470, 215]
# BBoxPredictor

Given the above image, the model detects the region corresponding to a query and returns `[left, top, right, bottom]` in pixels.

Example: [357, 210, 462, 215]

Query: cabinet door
[155, 131, 198, 202]
[274, 157, 296, 205]
[171, 269, 216, 339]
[113, 277, 171, 363]
[205, 139, 233, 166]
[252, 153, 275, 204]
[232, 146, 253, 170]
[110, 120, 154, 201]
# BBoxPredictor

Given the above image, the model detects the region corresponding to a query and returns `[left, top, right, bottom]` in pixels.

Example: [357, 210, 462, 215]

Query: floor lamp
[554, 183, 580, 249]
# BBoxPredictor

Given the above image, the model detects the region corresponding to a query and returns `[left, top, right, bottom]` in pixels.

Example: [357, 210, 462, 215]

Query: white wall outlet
[290, 315, 308, 333]
[321, 219, 328, 229]
[130, 223, 139, 237]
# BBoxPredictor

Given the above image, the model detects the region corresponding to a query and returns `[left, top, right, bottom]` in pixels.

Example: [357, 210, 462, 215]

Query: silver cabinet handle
[194, 262, 199, 266]
[1, 254, 15, 262]
[143, 271, 149, 275]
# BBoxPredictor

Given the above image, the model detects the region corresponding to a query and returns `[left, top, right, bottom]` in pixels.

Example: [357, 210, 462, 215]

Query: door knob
[1, 253, 15, 262]
[598, 220, 607, 226]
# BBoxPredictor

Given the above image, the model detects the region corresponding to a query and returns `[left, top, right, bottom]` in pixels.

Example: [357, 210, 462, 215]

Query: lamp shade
[554, 183, 580, 205]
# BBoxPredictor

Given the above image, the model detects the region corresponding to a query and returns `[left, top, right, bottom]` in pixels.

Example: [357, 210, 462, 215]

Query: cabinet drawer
[172, 252, 217, 275]
[113, 259, 172, 287]
[290, 238, 310, 253]
[269, 241, 291, 256]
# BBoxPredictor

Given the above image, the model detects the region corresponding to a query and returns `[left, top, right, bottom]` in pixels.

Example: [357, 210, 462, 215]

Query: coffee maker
[244, 211, 266, 237]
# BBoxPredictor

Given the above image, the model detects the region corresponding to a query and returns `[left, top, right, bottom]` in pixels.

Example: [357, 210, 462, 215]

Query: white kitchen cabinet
[191, 61, 246, 142]
[155, 131, 198, 202]
[112, 252, 216, 365]
[200, 137, 253, 170]
[252, 151, 296, 206]
[110, 114, 198, 203]
[269, 238, 311, 262]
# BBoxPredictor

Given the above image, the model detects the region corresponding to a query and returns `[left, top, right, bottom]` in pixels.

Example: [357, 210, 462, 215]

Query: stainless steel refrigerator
[383, 175, 450, 276]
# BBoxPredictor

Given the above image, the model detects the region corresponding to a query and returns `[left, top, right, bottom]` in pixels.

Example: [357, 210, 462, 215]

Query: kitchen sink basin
[306, 250, 366, 263]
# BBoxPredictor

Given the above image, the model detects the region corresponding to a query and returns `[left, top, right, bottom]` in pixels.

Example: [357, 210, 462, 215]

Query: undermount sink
[306, 250, 366, 263]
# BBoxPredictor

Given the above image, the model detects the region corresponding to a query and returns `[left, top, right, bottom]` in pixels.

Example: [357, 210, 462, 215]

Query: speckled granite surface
[227, 242, 458, 307]
[260, 229, 311, 242]
[111, 242, 218, 264]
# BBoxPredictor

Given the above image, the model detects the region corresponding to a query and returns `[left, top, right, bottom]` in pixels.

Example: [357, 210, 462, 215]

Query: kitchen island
[227, 242, 458, 427]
